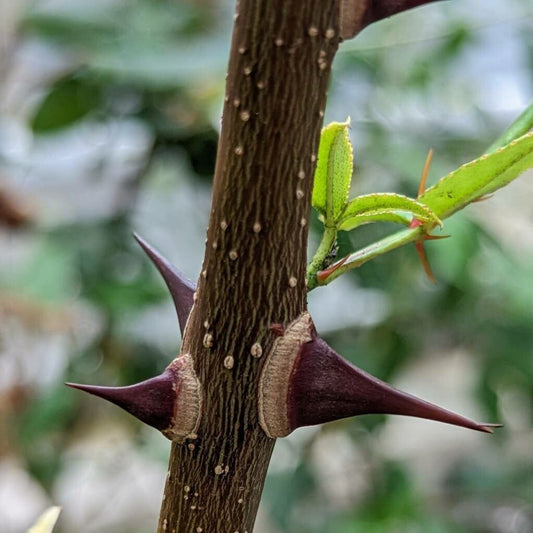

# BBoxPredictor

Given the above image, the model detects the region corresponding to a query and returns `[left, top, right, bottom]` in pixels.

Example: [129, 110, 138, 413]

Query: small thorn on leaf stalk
[133, 233, 196, 335]
[316, 255, 349, 283]
[472, 193, 494, 203]
[259, 313, 501, 438]
[67, 354, 201, 442]
[410, 149, 448, 283]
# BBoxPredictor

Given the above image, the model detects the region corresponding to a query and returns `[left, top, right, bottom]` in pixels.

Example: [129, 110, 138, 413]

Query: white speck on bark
[224, 356, 235, 369]
[308, 26, 319, 37]
[325, 28, 335, 39]
[235, 145, 244, 155]
[214, 465, 224, 475]
[251, 342, 263, 358]
[296, 189, 304, 200]
[220, 220, 228, 230]
[253, 222, 262, 233]
[239, 110, 250, 121]
[229, 249, 238, 260]
[289, 277, 297, 288]
[203, 333, 213, 348]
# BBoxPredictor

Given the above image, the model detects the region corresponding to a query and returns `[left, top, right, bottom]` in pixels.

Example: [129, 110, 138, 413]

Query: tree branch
[156, 1, 342, 531]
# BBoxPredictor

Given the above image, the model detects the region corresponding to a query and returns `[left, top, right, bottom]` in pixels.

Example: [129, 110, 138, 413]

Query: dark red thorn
[66, 368, 176, 431]
[133, 233, 196, 335]
[342, 0, 446, 39]
[288, 337, 501, 434]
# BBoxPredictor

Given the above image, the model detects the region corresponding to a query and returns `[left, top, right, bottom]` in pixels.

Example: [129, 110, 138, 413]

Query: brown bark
[157, 1, 341, 531]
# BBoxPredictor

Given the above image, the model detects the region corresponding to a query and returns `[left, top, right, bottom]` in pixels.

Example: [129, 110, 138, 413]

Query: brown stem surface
[157, 1, 341, 531]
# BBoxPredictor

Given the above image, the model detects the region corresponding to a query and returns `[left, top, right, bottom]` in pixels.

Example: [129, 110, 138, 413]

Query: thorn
[66, 368, 177, 431]
[316, 255, 349, 283]
[409, 200, 449, 283]
[414, 232, 450, 284]
[414, 241, 436, 284]
[472, 193, 494, 203]
[418, 148, 434, 197]
[288, 337, 502, 434]
[133, 233, 196, 335]
[423, 234, 450, 241]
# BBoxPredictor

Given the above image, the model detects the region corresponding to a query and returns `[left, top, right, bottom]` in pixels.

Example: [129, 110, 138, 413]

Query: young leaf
[28, 507, 61, 533]
[338, 193, 441, 231]
[419, 132, 533, 219]
[312, 119, 353, 223]
[338, 210, 411, 231]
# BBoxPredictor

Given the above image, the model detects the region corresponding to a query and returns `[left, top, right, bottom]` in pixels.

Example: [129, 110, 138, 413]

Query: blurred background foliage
[1, 0, 532, 532]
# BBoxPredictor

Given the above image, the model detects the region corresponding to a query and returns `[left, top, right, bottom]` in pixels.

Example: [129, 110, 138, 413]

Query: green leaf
[338, 193, 441, 231]
[32, 77, 101, 133]
[338, 211, 411, 231]
[312, 119, 353, 223]
[420, 132, 533, 219]
[28, 507, 61, 533]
